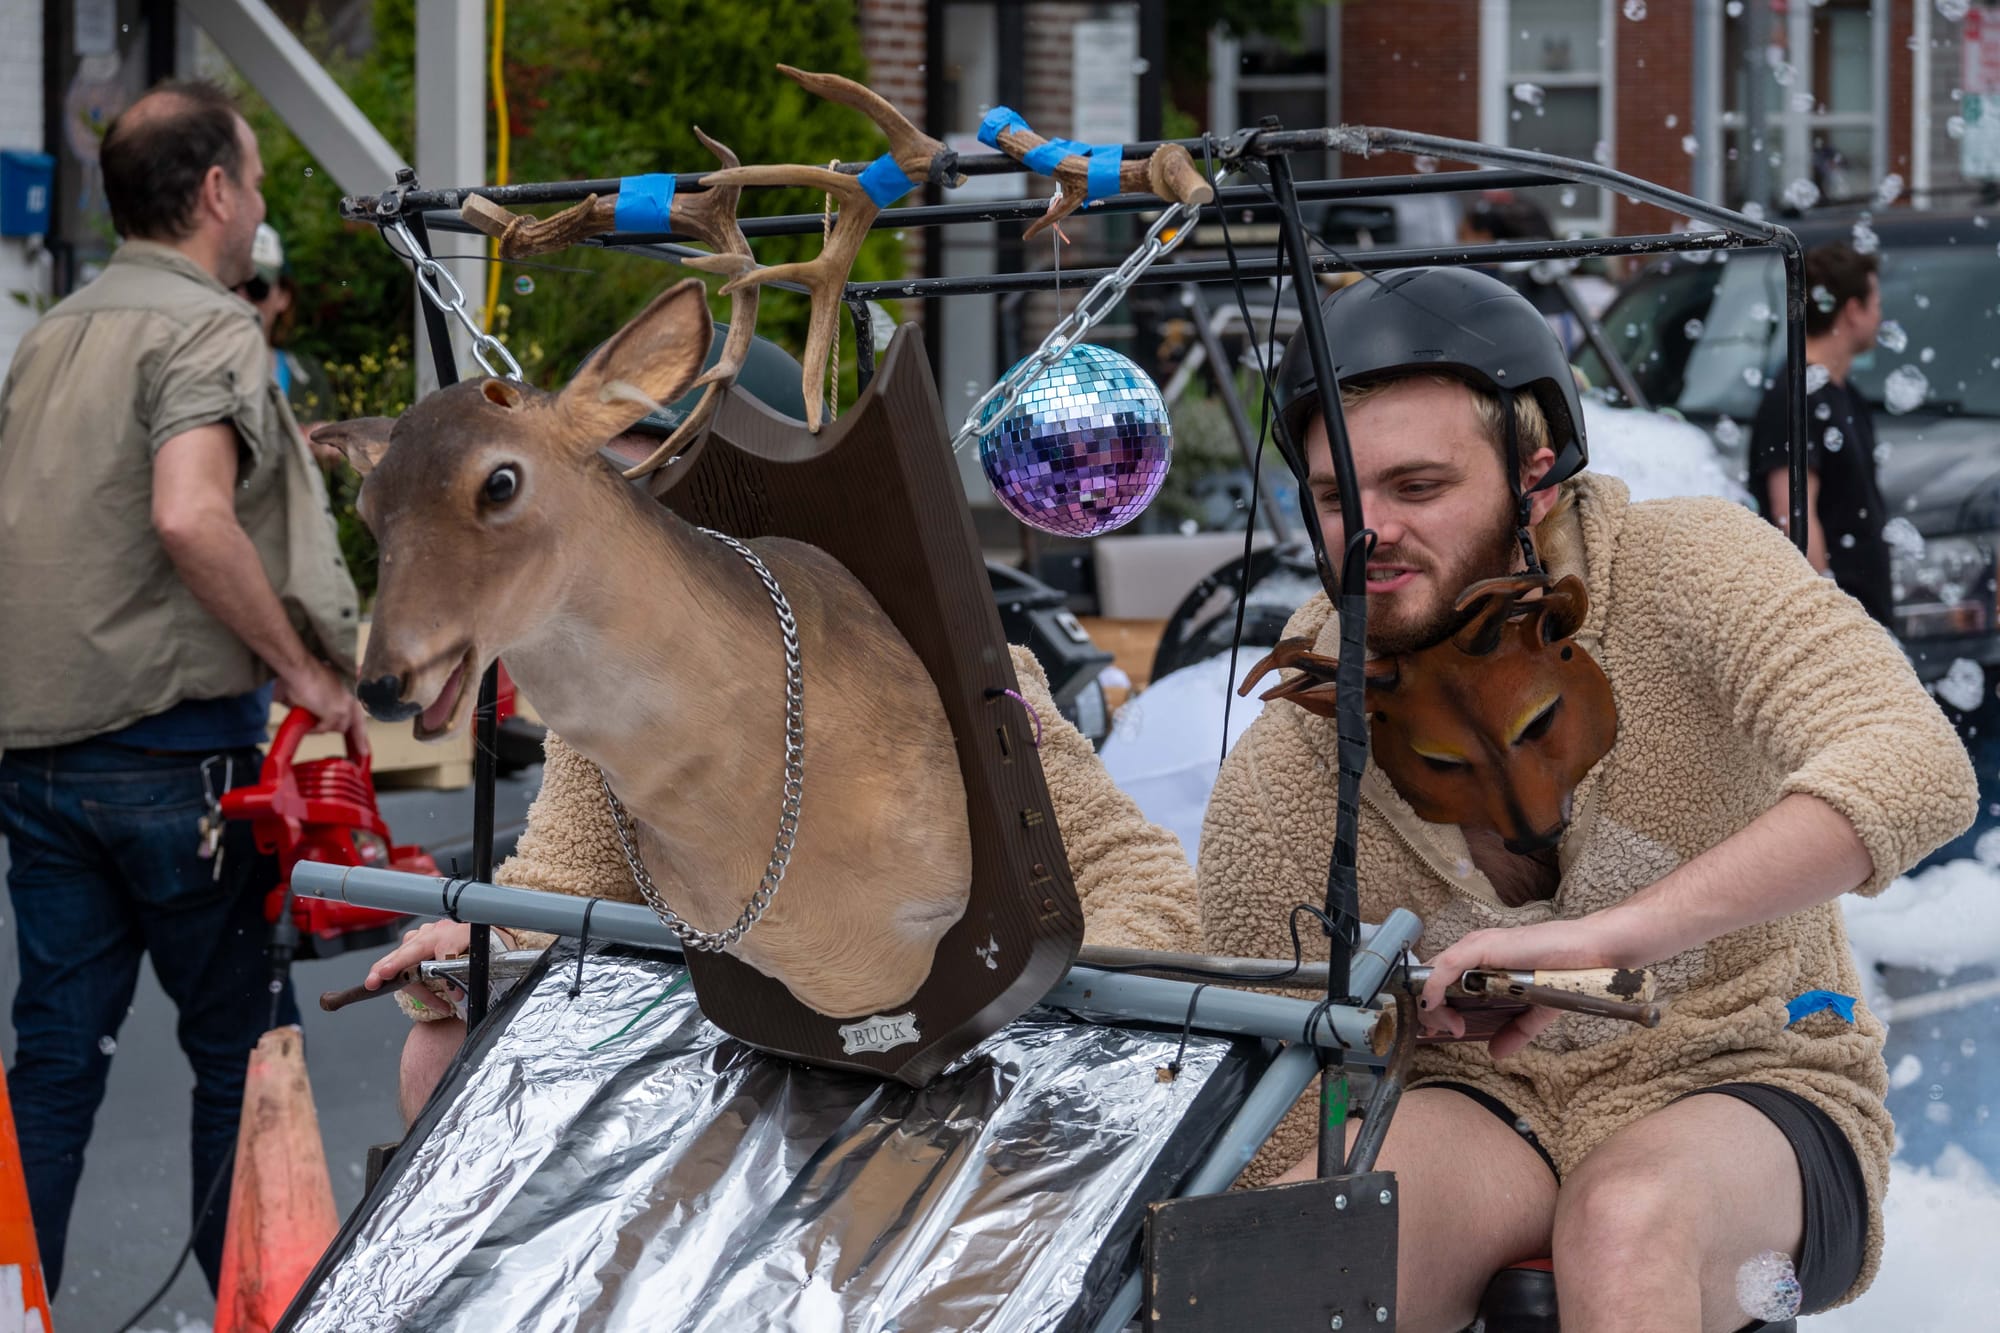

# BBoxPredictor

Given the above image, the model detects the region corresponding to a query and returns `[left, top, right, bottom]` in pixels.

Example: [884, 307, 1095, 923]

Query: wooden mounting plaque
[645, 326, 1084, 1085]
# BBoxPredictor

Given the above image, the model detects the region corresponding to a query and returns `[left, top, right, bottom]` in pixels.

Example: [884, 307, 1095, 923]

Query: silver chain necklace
[598, 528, 804, 952]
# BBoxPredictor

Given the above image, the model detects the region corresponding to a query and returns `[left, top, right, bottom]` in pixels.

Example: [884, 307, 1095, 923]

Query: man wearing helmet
[1201, 266, 1975, 1327]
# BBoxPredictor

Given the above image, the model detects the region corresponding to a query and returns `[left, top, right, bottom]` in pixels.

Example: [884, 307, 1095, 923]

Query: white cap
[251, 223, 285, 283]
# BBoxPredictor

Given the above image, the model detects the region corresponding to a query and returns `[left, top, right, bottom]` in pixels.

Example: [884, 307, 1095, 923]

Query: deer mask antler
[700, 65, 961, 433]
[459, 128, 757, 477]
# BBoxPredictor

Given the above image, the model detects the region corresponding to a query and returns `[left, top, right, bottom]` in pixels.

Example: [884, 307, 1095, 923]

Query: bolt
[1375, 1306, 1389, 1323]
[1379, 1189, 1393, 1206]
[1334, 1193, 1348, 1210]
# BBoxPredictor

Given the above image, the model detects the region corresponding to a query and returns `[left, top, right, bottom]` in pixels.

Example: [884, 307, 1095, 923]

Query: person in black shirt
[1749, 241, 1893, 626]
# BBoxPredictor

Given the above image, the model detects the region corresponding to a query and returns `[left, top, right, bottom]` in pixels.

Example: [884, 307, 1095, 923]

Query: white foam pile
[1805, 1147, 2000, 1328]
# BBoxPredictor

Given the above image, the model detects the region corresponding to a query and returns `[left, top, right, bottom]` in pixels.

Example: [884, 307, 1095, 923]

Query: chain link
[600, 528, 805, 953]
[386, 217, 526, 382]
[950, 198, 1201, 454]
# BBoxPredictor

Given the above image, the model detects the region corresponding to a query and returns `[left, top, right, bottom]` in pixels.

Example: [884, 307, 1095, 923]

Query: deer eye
[1418, 753, 1469, 774]
[483, 464, 520, 506]
[1516, 698, 1561, 744]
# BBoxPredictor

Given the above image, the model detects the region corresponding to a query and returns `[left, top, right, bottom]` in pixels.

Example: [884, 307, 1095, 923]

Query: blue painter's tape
[979, 105, 1029, 149]
[1023, 139, 1070, 176]
[1086, 144, 1122, 203]
[858, 152, 919, 208]
[614, 174, 676, 234]
[1785, 990, 1857, 1025]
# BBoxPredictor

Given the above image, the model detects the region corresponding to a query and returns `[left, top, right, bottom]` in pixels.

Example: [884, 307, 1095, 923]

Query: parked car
[1573, 211, 2000, 687]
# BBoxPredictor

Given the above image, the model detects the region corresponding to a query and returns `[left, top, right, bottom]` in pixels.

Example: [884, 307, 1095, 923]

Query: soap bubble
[514, 274, 535, 295]
[1736, 1251, 1803, 1323]
[1742, 366, 1764, 388]
[1877, 320, 1909, 352]
[1876, 173, 1904, 206]
[304, 167, 314, 178]
[1783, 178, 1821, 211]
[1681, 135, 1700, 156]
[1513, 83, 1546, 108]
[1623, 0, 1647, 18]
[1713, 416, 1743, 447]
[97, 1036, 117, 1055]
[1938, 0, 1971, 20]
[1560, 187, 1578, 208]
[1666, 114, 1679, 128]
[1824, 426, 1844, 452]
[1790, 92, 1817, 114]
[1683, 318, 1705, 340]
[1771, 61, 1798, 88]
[1852, 220, 1880, 254]
[1947, 116, 1967, 140]
[1921, 346, 1936, 363]
[1727, 0, 1744, 14]
[1742, 200, 1766, 222]
[1413, 154, 1439, 173]
[1839, 533, 1856, 548]
[1806, 364, 1831, 393]
[1815, 402, 1833, 421]
[1885, 364, 1930, 414]
[1750, 301, 1772, 323]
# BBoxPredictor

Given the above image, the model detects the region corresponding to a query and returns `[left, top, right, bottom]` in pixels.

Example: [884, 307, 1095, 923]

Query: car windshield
[1578, 241, 2000, 422]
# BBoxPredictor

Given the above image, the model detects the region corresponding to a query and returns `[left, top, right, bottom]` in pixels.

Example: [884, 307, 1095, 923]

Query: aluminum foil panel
[289, 946, 1243, 1332]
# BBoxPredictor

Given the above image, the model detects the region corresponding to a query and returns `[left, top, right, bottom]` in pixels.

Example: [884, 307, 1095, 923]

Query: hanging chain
[385, 216, 526, 382]
[599, 527, 805, 953]
[950, 197, 1201, 454]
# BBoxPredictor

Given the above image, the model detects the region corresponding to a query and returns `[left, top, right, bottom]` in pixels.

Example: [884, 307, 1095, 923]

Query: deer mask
[1240, 573, 1617, 853]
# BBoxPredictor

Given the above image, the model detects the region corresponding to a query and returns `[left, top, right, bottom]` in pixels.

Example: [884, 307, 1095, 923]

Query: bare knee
[398, 1018, 466, 1127]
[1554, 1163, 1696, 1278]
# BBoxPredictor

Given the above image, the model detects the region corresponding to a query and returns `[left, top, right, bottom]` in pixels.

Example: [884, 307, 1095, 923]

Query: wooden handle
[459, 192, 617, 260]
[318, 979, 408, 1013]
[1524, 967, 1657, 1003]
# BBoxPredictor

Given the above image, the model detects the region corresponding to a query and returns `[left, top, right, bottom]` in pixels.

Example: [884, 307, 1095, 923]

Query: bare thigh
[399, 1017, 467, 1127]
[1275, 1086, 1559, 1333]
[1554, 1093, 1805, 1333]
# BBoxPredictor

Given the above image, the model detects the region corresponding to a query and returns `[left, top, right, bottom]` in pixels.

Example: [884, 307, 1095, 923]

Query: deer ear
[312, 417, 396, 477]
[556, 278, 714, 449]
[482, 378, 526, 410]
[1537, 574, 1590, 644]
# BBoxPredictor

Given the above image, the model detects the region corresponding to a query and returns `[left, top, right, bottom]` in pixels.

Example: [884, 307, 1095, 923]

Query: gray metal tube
[292, 862, 689, 954]
[1044, 968, 1392, 1059]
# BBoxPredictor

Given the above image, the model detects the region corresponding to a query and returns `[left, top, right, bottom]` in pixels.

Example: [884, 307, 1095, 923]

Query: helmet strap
[1502, 389, 1546, 579]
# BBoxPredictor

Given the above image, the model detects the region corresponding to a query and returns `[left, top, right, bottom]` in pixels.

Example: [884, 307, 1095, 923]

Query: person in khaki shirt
[0, 80, 361, 1294]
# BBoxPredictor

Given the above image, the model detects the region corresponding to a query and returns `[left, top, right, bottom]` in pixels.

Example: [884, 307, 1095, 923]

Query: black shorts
[1425, 1080, 1867, 1314]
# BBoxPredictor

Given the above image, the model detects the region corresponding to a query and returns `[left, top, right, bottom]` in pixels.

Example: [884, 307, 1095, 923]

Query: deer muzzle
[358, 673, 421, 721]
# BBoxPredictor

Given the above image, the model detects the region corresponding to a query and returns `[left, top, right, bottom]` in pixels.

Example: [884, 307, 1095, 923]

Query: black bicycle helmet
[1271, 266, 1588, 492]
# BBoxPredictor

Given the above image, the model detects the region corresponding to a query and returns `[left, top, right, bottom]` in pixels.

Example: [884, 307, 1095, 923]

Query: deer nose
[357, 674, 421, 721]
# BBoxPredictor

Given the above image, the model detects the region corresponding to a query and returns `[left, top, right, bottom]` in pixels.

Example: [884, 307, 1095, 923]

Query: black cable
[569, 898, 599, 1000]
[1205, 135, 1295, 772]
[1166, 983, 1209, 1079]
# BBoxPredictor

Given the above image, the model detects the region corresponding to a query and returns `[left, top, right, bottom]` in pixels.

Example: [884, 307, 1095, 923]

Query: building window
[1718, 0, 1882, 209]
[1484, 0, 1616, 234]
[1212, 4, 1340, 179]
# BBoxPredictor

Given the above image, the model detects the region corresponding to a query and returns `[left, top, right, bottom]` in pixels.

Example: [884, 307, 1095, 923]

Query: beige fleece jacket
[1196, 472, 1975, 1304]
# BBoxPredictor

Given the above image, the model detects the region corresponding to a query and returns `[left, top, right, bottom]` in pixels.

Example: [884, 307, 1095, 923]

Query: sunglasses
[237, 276, 272, 303]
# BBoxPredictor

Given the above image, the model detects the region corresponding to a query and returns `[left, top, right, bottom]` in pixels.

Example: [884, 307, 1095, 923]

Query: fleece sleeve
[1646, 497, 1977, 894]
[1007, 645, 1201, 952]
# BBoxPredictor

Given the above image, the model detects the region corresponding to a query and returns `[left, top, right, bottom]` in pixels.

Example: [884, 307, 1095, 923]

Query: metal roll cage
[319, 120, 1807, 1331]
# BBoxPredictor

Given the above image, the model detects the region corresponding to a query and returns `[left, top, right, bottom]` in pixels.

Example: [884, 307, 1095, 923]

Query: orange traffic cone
[0, 1065, 53, 1331]
[213, 1027, 339, 1333]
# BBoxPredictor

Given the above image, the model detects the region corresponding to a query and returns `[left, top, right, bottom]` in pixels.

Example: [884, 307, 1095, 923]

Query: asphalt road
[0, 768, 543, 1333]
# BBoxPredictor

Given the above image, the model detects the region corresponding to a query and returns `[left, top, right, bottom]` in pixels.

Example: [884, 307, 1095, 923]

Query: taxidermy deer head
[314, 278, 975, 1019]
[1241, 574, 1617, 853]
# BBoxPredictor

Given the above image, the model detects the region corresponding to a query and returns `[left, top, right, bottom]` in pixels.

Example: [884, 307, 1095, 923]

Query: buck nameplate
[837, 1012, 920, 1056]
[652, 326, 1083, 1085]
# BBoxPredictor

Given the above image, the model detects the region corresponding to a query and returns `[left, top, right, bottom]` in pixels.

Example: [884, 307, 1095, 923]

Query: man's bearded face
[1302, 377, 1549, 655]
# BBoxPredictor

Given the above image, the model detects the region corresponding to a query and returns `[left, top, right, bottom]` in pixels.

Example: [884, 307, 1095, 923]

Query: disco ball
[976, 344, 1172, 538]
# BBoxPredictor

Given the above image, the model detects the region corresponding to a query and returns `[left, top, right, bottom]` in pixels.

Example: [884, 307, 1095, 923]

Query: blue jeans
[0, 740, 301, 1292]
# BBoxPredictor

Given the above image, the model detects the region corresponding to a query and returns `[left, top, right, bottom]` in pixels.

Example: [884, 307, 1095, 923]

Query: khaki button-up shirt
[0, 240, 358, 748]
